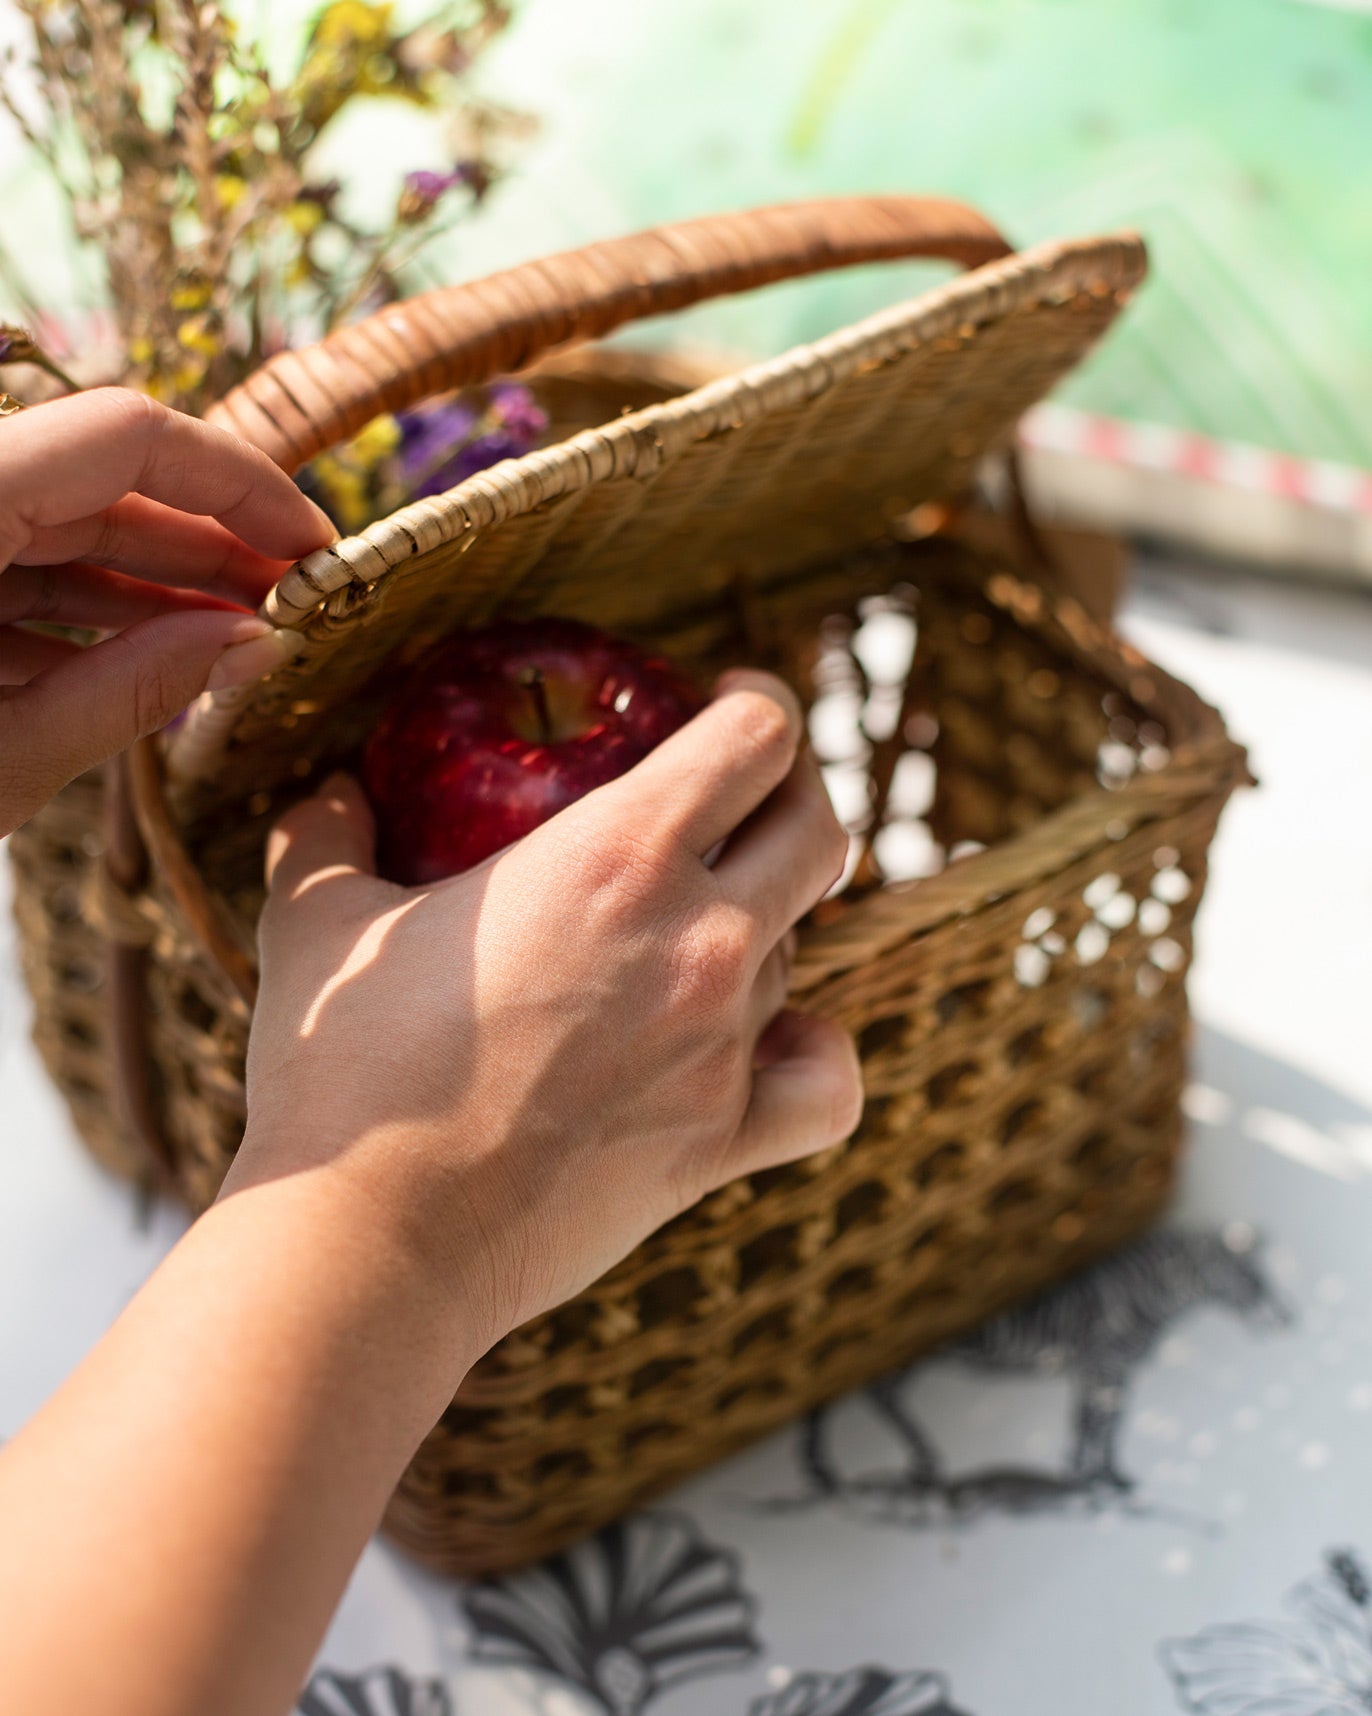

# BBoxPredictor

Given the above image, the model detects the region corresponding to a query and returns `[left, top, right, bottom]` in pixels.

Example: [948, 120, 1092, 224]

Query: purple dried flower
[403, 168, 463, 203]
[394, 400, 480, 490]
[488, 381, 548, 443]
[393, 386, 545, 497]
[397, 167, 465, 222]
[405, 430, 515, 498]
[442, 429, 526, 486]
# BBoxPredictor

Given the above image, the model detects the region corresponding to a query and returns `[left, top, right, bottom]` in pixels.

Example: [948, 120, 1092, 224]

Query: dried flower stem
[1, 0, 526, 412]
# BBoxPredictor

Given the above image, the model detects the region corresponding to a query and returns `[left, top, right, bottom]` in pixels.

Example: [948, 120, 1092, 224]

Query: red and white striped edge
[21, 308, 1372, 582]
[1021, 403, 1372, 583]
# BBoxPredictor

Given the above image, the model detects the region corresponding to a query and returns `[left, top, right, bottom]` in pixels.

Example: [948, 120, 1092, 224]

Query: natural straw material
[8, 197, 1249, 1574]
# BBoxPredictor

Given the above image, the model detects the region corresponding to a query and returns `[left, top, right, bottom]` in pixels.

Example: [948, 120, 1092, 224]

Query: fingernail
[208, 626, 305, 691]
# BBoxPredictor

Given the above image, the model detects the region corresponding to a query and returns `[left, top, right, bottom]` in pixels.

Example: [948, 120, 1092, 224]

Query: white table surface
[4, 551, 1371, 1716]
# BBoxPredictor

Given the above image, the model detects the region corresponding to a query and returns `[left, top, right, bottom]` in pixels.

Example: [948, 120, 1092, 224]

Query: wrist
[216, 1127, 500, 1416]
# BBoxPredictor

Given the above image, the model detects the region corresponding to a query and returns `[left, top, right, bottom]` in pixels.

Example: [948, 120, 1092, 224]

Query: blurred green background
[4, 0, 1371, 465]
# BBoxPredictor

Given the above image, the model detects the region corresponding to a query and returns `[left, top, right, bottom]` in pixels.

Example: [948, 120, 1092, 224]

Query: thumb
[726, 1010, 865, 1180]
[264, 772, 378, 907]
[0, 610, 298, 838]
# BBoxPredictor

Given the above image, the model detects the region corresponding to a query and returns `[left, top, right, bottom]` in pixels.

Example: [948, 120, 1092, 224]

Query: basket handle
[206, 195, 1012, 471]
[108, 197, 1013, 1188]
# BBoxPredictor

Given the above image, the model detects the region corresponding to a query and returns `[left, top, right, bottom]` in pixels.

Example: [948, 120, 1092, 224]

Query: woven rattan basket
[9, 196, 1250, 1575]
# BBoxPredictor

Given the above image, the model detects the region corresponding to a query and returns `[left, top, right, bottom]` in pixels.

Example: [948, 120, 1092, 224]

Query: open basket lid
[167, 197, 1146, 824]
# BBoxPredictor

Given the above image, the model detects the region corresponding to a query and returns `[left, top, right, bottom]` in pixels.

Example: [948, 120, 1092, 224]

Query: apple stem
[518, 666, 553, 745]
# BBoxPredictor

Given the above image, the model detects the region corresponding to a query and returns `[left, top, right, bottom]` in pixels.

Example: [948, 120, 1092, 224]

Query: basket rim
[790, 545, 1250, 991]
[164, 230, 1146, 796]
[263, 234, 1143, 630]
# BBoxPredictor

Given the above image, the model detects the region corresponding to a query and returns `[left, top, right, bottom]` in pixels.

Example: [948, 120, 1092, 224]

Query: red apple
[362, 618, 703, 885]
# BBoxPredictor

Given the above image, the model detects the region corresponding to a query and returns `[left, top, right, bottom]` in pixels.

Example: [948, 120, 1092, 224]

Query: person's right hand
[228, 669, 864, 1369]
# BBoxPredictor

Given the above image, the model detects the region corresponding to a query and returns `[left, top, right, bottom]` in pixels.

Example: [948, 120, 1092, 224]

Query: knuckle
[102, 388, 185, 498]
[723, 691, 796, 774]
[87, 506, 122, 569]
[96, 385, 163, 445]
[559, 816, 673, 918]
[673, 903, 752, 1014]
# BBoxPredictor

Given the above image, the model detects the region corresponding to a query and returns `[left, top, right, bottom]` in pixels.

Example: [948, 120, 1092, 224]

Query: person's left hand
[0, 387, 335, 836]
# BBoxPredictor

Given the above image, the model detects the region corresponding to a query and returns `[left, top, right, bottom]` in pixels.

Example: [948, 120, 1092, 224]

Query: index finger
[0, 388, 334, 565]
[590, 669, 803, 859]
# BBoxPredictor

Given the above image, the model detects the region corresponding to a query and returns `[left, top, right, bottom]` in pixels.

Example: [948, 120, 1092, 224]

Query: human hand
[0, 387, 334, 836]
[230, 671, 863, 1368]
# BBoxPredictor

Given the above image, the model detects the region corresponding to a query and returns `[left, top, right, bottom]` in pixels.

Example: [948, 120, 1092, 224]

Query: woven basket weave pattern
[382, 550, 1234, 1570]
[5, 198, 1248, 1574]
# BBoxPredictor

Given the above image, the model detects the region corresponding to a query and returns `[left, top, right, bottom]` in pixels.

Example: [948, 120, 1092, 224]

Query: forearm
[0, 1154, 481, 1716]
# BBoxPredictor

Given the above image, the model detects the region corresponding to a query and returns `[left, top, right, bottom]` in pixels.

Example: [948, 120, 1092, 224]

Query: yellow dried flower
[176, 315, 221, 358]
[311, 1, 393, 50]
[310, 453, 371, 532]
[173, 359, 208, 395]
[347, 413, 401, 467]
[128, 337, 155, 365]
[284, 200, 325, 236]
[215, 174, 247, 210]
[170, 278, 214, 313]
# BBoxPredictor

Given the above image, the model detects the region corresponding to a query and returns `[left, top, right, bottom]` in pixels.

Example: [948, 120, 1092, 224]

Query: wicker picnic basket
[8, 196, 1251, 1575]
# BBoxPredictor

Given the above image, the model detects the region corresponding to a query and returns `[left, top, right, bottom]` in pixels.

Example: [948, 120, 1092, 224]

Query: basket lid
[167, 218, 1145, 820]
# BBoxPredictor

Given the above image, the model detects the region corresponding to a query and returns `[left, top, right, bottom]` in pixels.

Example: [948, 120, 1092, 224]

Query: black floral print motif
[801, 1224, 1289, 1520]
[748, 1665, 971, 1715]
[296, 1664, 452, 1716]
[1161, 1547, 1372, 1713]
[462, 1509, 760, 1715]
